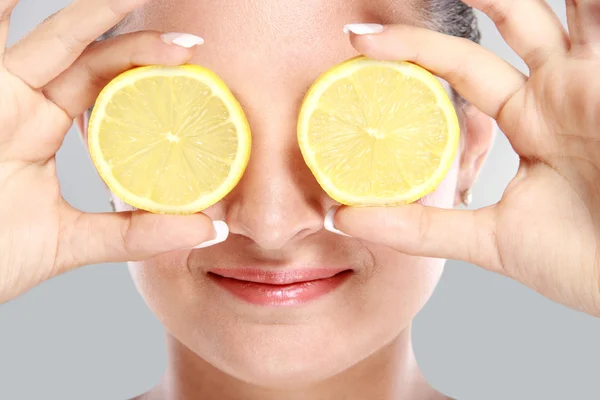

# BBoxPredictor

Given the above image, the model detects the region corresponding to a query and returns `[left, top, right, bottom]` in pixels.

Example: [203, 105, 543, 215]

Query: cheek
[365, 245, 445, 320]
[351, 156, 458, 353]
[128, 252, 205, 334]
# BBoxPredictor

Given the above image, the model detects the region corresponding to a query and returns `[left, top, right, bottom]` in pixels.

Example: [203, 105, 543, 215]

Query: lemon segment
[298, 56, 460, 206]
[88, 65, 251, 214]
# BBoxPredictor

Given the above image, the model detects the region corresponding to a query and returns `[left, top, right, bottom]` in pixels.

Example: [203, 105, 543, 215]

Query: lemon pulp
[88, 65, 251, 214]
[298, 56, 460, 206]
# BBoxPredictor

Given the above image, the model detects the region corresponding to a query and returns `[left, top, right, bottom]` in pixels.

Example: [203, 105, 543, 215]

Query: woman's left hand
[334, 0, 600, 316]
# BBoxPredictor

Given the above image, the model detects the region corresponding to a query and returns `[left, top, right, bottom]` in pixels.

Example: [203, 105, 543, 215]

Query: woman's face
[98, 0, 484, 387]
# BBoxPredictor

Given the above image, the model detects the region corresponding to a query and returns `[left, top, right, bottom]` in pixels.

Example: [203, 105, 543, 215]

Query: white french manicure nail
[324, 206, 352, 238]
[161, 33, 204, 48]
[194, 221, 229, 249]
[343, 23, 384, 35]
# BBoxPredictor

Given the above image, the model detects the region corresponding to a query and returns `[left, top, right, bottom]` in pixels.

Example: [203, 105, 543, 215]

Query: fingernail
[343, 23, 384, 35]
[161, 33, 204, 48]
[194, 221, 229, 249]
[324, 206, 352, 237]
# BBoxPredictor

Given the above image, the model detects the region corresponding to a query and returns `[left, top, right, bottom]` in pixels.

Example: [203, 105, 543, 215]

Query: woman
[1, 0, 599, 398]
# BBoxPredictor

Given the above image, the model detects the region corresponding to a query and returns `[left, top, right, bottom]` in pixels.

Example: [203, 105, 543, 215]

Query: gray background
[1, 1, 598, 399]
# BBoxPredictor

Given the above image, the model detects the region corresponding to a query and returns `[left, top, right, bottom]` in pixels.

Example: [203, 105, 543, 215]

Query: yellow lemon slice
[298, 56, 460, 206]
[88, 65, 251, 214]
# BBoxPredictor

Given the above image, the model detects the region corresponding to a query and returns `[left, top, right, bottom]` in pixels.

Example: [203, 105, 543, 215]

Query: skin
[0, 0, 599, 399]
[93, 3, 488, 399]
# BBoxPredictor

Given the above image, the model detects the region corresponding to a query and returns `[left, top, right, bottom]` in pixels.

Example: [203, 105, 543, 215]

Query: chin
[187, 320, 389, 388]
[219, 351, 347, 388]
[133, 248, 445, 388]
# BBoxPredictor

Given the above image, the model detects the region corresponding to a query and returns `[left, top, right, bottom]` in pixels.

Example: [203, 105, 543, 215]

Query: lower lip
[208, 271, 352, 307]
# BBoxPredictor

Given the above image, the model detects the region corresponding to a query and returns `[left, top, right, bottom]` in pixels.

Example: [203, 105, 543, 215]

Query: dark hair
[424, 0, 481, 43]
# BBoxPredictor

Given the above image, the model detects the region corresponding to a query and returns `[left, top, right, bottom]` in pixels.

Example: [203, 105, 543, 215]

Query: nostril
[223, 163, 324, 249]
[226, 214, 323, 250]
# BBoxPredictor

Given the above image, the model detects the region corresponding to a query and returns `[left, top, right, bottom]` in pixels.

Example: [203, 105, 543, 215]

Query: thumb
[57, 207, 228, 271]
[328, 204, 503, 274]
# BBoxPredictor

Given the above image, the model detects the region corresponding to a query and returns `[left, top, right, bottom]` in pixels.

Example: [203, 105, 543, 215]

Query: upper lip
[208, 267, 351, 285]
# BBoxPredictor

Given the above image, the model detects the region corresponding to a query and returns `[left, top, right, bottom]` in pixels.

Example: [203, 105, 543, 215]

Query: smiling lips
[208, 268, 353, 306]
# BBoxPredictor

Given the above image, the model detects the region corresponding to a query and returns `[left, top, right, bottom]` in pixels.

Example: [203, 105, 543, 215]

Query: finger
[566, 0, 600, 53]
[57, 207, 227, 270]
[462, 0, 569, 69]
[567, 0, 584, 46]
[331, 205, 504, 275]
[43, 31, 198, 118]
[4, 0, 150, 88]
[349, 24, 526, 121]
[0, 0, 19, 58]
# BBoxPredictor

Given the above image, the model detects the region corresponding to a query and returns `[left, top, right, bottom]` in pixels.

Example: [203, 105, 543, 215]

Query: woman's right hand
[0, 0, 216, 304]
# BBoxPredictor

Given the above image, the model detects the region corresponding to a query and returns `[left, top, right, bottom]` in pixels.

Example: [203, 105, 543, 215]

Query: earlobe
[454, 105, 497, 207]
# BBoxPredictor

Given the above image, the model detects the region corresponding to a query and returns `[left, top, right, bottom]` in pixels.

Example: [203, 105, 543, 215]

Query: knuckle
[447, 57, 470, 88]
[0, 0, 19, 21]
[126, 30, 162, 53]
[118, 214, 136, 255]
[477, 0, 514, 26]
[416, 206, 431, 250]
[99, 30, 162, 56]
[56, 31, 88, 55]
[40, 9, 60, 26]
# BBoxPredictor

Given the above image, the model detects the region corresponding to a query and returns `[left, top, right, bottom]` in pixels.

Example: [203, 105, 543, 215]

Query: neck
[142, 327, 446, 400]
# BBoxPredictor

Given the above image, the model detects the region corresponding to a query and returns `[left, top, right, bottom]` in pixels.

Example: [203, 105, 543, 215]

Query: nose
[225, 130, 324, 250]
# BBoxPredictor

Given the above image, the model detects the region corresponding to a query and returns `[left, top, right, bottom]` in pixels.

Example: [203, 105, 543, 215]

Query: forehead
[132, 0, 425, 31]
[117, 0, 444, 111]
[123, 0, 425, 65]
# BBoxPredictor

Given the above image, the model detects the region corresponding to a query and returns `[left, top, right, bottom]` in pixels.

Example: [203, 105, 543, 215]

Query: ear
[454, 105, 497, 207]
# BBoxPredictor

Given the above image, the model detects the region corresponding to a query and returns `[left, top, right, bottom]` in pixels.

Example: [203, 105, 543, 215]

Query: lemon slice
[298, 56, 460, 206]
[88, 65, 251, 214]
